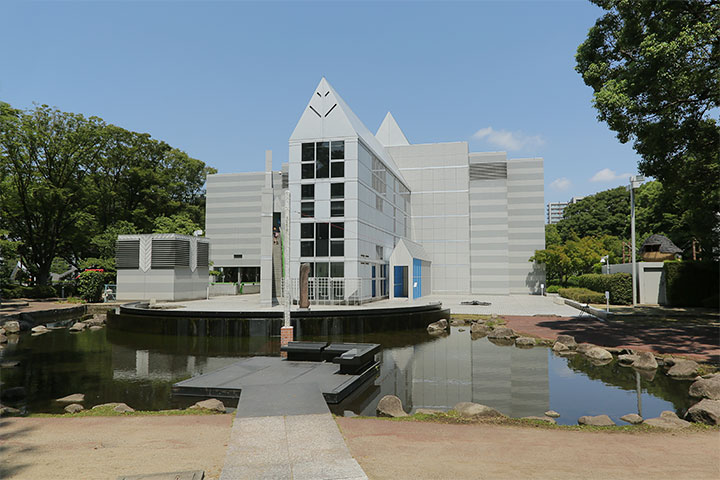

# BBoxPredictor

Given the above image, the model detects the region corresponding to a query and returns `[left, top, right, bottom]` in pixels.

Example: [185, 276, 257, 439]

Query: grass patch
[29, 406, 225, 418]
[57, 297, 85, 304]
[347, 411, 719, 434]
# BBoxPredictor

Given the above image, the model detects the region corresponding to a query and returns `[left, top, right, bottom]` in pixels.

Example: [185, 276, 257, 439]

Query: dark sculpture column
[299, 262, 310, 309]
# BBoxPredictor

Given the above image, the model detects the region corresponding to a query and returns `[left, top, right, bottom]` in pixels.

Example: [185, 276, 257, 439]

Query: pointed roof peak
[376, 111, 410, 146]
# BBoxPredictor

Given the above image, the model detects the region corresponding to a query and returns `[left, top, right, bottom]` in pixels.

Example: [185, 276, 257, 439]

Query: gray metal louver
[196, 242, 209, 267]
[116, 240, 140, 269]
[151, 239, 190, 269]
[469, 162, 507, 180]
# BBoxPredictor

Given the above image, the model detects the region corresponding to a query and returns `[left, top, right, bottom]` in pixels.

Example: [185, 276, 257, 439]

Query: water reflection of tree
[564, 354, 694, 413]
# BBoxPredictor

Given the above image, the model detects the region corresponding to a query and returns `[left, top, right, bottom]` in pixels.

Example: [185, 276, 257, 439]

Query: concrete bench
[280, 341, 329, 361]
[328, 343, 381, 374]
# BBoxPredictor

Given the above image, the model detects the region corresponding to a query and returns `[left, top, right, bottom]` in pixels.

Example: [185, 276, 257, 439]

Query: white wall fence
[280, 277, 387, 305]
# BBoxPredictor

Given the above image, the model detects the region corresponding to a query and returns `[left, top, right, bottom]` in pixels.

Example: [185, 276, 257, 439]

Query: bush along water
[76, 271, 105, 302]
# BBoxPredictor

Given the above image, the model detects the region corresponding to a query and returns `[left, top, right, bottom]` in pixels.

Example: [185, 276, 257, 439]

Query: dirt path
[337, 417, 720, 480]
[0, 415, 232, 480]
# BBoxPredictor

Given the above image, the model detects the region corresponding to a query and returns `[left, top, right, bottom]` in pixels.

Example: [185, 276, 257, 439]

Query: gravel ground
[0, 415, 232, 480]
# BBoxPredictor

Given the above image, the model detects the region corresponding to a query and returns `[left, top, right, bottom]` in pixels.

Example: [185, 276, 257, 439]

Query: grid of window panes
[301, 141, 345, 179]
[366, 147, 410, 237]
[300, 221, 345, 273]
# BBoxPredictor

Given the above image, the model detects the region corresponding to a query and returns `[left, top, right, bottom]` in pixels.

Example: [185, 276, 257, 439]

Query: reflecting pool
[0, 325, 694, 425]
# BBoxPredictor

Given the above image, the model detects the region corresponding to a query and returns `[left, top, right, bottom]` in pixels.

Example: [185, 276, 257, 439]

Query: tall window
[301, 140, 344, 179]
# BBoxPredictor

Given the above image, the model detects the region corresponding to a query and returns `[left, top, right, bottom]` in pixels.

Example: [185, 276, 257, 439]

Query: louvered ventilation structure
[116, 240, 140, 269]
[469, 162, 507, 180]
[151, 239, 190, 269]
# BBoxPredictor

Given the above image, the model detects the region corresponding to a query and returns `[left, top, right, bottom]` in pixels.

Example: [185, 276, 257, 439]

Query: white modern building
[546, 196, 585, 224]
[206, 78, 545, 304]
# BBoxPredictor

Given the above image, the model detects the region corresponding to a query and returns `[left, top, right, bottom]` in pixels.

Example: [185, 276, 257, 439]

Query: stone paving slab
[220, 413, 367, 480]
[236, 383, 329, 417]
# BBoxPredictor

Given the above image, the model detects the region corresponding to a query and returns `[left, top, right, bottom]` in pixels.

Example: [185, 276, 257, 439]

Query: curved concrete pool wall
[108, 302, 451, 337]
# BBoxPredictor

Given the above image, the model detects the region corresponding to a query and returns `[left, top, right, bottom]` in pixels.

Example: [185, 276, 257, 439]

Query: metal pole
[630, 184, 637, 306]
[283, 190, 291, 328]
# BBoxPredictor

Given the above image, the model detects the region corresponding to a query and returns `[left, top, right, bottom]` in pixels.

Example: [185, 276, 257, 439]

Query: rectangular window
[330, 183, 344, 199]
[301, 241, 314, 257]
[301, 163, 314, 179]
[331, 240, 344, 257]
[330, 222, 344, 238]
[331, 141, 344, 160]
[302, 143, 315, 162]
[376, 245, 384, 260]
[301, 201, 314, 218]
[330, 262, 344, 277]
[315, 223, 329, 256]
[331, 201, 344, 217]
[301, 223, 314, 239]
[316, 141, 329, 163]
[316, 262, 329, 277]
[316, 154, 329, 178]
[301, 184, 314, 199]
[331, 161, 344, 178]
[375, 195, 383, 212]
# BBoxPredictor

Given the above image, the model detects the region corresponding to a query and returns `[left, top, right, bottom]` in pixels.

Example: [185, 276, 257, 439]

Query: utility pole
[627, 175, 644, 306]
[280, 190, 293, 357]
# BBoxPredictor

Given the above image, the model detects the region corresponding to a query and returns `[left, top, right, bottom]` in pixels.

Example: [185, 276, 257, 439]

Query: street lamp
[600, 255, 610, 274]
[627, 175, 645, 306]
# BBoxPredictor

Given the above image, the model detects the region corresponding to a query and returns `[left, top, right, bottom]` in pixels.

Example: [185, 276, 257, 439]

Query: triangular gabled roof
[391, 238, 431, 262]
[375, 112, 410, 146]
[289, 78, 407, 187]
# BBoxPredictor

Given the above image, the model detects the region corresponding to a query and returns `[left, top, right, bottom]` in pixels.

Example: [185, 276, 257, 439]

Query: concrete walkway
[220, 384, 367, 480]
[167, 293, 579, 317]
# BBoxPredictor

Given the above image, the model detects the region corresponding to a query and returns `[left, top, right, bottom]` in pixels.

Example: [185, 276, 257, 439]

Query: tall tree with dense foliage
[531, 235, 613, 284]
[556, 187, 630, 241]
[0, 102, 216, 285]
[576, 0, 720, 256]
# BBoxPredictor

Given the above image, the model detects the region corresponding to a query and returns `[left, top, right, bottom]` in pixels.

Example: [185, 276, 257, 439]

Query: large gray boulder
[470, 322, 490, 339]
[31, 325, 49, 334]
[0, 334, 7, 344]
[56, 393, 84, 403]
[68, 322, 87, 332]
[618, 354, 638, 365]
[555, 335, 577, 349]
[578, 414, 615, 426]
[689, 375, 720, 400]
[632, 351, 658, 370]
[685, 399, 720, 425]
[576, 343, 595, 354]
[515, 337, 535, 347]
[427, 319, 448, 335]
[377, 395, 408, 417]
[189, 398, 226, 413]
[620, 413, 643, 425]
[64, 403, 85, 414]
[584, 347, 613, 361]
[84, 314, 106, 327]
[667, 360, 699, 378]
[544, 410, 560, 418]
[643, 411, 691, 429]
[112, 403, 135, 413]
[552, 342, 569, 353]
[454, 402, 504, 418]
[3, 321, 20, 334]
[487, 327, 516, 340]
[0, 404, 21, 417]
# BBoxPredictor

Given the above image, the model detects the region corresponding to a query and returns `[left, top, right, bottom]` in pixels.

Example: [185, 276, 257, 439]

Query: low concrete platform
[172, 356, 379, 404]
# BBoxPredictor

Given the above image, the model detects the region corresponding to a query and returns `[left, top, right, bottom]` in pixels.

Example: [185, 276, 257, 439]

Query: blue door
[393, 266, 407, 297]
[371, 266, 376, 297]
[412, 259, 422, 299]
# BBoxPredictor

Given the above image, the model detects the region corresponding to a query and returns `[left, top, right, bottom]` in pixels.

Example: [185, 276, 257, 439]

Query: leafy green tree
[531, 236, 611, 284]
[0, 103, 104, 285]
[545, 223, 562, 248]
[90, 221, 139, 259]
[576, 0, 719, 256]
[556, 187, 630, 241]
[153, 213, 202, 235]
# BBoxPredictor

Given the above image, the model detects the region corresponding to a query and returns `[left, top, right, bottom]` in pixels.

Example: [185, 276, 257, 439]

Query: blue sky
[0, 0, 642, 203]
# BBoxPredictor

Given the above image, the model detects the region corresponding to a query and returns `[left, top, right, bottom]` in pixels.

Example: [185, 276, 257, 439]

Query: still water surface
[0, 325, 693, 425]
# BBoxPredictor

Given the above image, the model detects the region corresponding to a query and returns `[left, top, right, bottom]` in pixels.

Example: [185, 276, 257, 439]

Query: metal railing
[280, 277, 386, 305]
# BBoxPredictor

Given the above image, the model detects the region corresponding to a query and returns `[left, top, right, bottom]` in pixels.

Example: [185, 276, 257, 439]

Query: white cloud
[550, 177, 571, 191]
[472, 126, 545, 151]
[590, 168, 632, 182]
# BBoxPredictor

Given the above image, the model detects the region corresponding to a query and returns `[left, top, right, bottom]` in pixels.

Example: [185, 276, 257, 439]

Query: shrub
[566, 276, 581, 287]
[76, 271, 105, 303]
[557, 287, 605, 304]
[573, 273, 632, 305]
[0, 285, 56, 299]
[546, 285, 560, 293]
[664, 261, 719, 308]
[52, 282, 76, 298]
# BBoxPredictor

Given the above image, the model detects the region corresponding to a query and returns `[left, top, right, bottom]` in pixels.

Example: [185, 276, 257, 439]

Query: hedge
[573, 273, 632, 305]
[546, 285, 561, 293]
[0, 285, 57, 299]
[558, 287, 605, 304]
[664, 261, 719, 308]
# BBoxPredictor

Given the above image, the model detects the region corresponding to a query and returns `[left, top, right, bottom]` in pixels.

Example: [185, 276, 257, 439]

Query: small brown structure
[299, 262, 310, 309]
[640, 234, 682, 261]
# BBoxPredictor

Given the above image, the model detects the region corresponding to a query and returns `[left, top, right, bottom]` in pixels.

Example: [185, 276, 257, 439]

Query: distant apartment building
[546, 196, 584, 224]
[205, 78, 546, 303]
